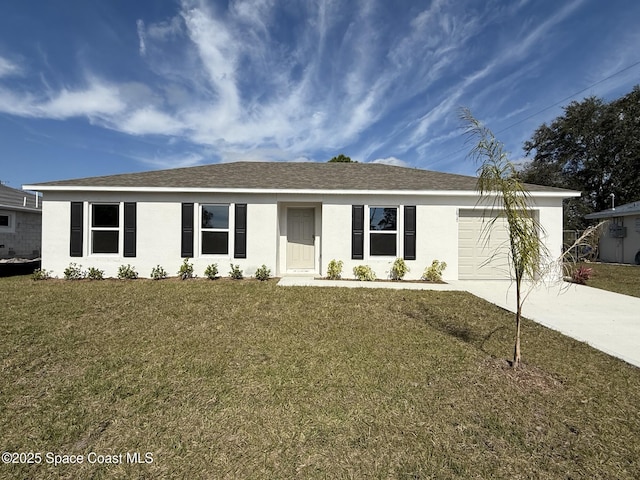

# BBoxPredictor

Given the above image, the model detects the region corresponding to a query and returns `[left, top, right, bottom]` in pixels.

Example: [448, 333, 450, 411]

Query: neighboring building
[585, 201, 640, 265]
[0, 183, 42, 259]
[23, 162, 578, 280]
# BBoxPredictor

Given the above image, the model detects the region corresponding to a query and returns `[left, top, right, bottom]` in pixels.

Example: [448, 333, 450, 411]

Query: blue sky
[1, 0, 638, 189]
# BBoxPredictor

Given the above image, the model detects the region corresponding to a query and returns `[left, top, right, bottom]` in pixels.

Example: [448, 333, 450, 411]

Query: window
[201, 205, 229, 254]
[0, 210, 14, 233]
[369, 207, 397, 256]
[91, 204, 119, 254]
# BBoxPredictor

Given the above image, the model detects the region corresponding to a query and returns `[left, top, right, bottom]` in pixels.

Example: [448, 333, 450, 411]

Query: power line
[495, 59, 640, 134]
[427, 59, 640, 166]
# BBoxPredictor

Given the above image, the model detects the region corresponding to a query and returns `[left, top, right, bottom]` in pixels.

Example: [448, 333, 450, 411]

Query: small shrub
[326, 259, 344, 280]
[178, 258, 194, 280]
[150, 265, 168, 280]
[64, 262, 85, 280]
[353, 265, 376, 281]
[390, 258, 409, 280]
[255, 264, 271, 281]
[229, 263, 244, 280]
[204, 263, 219, 280]
[572, 265, 593, 285]
[118, 264, 138, 280]
[422, 260, 447, 282]
[32, 268, 52, 281]
[86, 267, 104, 280]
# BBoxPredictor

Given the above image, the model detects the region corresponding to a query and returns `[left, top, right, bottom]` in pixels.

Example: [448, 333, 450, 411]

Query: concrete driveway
[457, 280, 640, 368]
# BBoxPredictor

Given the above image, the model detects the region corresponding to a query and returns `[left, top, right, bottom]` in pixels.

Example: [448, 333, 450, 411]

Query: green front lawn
[1, 276, 639, 479]
[578, 262, 640, 298]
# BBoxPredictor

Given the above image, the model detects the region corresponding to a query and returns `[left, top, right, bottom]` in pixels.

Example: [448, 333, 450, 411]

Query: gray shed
[585, 200, 640, 265]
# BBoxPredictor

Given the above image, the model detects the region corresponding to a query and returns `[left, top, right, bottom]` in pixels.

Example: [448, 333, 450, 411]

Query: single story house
[0, 183, 42, 259]
[23, 162, 578, 280]
[585, 200, 640, 265]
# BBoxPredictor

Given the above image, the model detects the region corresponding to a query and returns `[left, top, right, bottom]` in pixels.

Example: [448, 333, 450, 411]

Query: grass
[577, 262, 640, 298]
[1, 276, 639, 479]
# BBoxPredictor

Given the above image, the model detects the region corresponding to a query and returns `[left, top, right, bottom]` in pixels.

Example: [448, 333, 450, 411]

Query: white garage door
[458, 210, 511, 280]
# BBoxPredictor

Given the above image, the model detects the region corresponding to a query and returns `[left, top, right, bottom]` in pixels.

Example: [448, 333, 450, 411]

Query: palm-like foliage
[461, 108, 548, 368]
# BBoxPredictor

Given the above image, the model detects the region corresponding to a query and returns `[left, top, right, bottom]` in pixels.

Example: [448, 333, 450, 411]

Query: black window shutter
[404, 205, 416, 261]
[123, 202, 137, 257]
[352, 205, 364, 260]
[181, 203, 194, 258]
[234, 204, 247, 259]
[70, 202, 83, 257]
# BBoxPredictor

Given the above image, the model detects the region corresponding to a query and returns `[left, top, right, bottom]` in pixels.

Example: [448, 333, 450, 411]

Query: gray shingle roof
[27, 161, 576, 194]
[0, 184, 41, 211]
[585, 200, 640, 219]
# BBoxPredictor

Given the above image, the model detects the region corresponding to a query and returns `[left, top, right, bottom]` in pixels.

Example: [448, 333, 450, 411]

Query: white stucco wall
[321, 194, 461, 281]
[39, 190, 569, 280]
[41, 200, 72, 275]
[40, 192, 279, 279]
[321, 195, 566, 281]
[536, 200, 566, 280]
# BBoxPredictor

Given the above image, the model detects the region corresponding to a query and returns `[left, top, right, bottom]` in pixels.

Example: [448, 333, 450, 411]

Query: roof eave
[23, 184, 580, 198]
[0, 203, 42, 213]
[585, 209, 640, 219]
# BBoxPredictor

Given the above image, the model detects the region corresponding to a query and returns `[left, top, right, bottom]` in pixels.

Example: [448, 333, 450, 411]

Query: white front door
[287, 208, 315, 269]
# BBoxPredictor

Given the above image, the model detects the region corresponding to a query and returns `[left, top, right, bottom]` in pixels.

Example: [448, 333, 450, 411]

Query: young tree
[461, 108, 549, 368]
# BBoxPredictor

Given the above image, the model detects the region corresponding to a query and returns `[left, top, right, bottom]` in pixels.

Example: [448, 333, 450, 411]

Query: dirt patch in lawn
[480, 357, 564, 393]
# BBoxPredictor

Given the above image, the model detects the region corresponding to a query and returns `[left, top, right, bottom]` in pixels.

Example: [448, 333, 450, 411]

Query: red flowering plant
[571, 265, 593, 285]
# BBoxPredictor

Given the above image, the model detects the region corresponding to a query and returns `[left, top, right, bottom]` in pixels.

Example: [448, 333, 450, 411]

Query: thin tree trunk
[513, 280, 522, 368]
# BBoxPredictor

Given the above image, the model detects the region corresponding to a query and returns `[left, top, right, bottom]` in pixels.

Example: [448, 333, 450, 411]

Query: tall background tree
[328, 154, 355, 163]
[520, 85, 640, 230]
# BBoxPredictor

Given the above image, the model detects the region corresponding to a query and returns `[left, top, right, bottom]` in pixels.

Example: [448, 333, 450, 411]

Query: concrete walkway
[278, 276, 640, 368]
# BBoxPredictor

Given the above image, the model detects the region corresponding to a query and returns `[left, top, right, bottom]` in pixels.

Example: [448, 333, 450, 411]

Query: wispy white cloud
[0, 0, 637, 174]
[218, 147, 311, 164]
[229, 0, 274, 33]
[119, 107, 184, 136]
[38, 82, 126, 119]
[0, 56, 22, 78]
[392, 0, 588, 164]
[136, 19, 147, 56]
[146, 15, 183, 40]
[136, 151, 205, 169]
[181, 5, 241, 122]
[0, 87, 37, 116]
[0, 80, 125, 119]
[370, 156, 410, 167]
[581, 28, 640, 100]
[504, 0, 585, 64]
[403, 66, 485, 151]
[0, 1, 496, 163]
